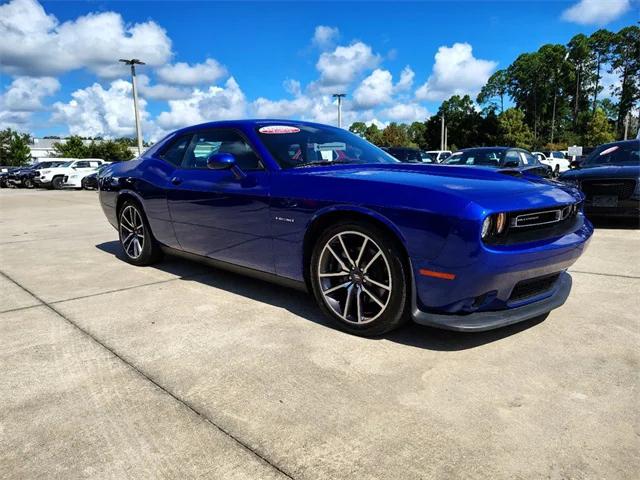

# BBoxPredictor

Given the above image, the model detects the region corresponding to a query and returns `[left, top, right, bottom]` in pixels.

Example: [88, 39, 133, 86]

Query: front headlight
[40, 170, 50, 175]
[481, 212, 507, 240]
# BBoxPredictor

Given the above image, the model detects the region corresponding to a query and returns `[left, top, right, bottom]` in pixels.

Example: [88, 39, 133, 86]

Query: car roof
[171, 119, 338, 136]
[458, 146, 511, 152]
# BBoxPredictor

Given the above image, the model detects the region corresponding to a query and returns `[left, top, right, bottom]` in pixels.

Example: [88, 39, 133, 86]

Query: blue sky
[0, 0, 637, 140]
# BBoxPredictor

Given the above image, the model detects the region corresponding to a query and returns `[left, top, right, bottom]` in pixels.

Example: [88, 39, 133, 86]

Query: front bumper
[412, 271, 572, 331]
[62, 176, 82, 188]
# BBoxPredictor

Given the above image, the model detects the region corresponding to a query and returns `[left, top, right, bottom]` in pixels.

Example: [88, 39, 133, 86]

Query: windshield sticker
[259, 125, 301, 134]
[599, 146, 619, 156]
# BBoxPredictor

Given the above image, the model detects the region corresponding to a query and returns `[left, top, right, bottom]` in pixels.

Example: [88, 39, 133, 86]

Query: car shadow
[96, 240, 547, 352]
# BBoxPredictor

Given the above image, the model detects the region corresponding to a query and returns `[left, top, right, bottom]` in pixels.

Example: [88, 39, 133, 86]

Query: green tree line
[350, 25, 638, 151]
[52, 136, 135, 162]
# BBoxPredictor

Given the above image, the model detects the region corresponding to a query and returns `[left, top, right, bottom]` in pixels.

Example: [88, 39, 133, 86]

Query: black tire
[24, 178, 34, 189]
[81, 177, 88, 190]
[554, 165, 560, 177]
[51, 176, 64, 190]
[310, 221, 409, 336]
[118, 200, 163, 266]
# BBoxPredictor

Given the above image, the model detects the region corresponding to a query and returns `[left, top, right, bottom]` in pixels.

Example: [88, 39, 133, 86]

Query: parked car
[35, 159, 106, 189]
[0, 167, 19, 188]
[80, 171, 99, 190]
[99, 120, 591, 336]
[559, 139, 640, 219]
[381, 147, 425, 163]
[73, 163, 110, 190]
[425, 150, 452, 162]
[6, 161, 67, 188]
[538, 151, 570, 176]
[443, 147, 552, 177]
[62, 161, 109, 189]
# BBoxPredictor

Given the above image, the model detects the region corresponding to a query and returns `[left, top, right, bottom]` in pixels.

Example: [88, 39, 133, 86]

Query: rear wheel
[310, 222, 408, 336]
[81, 177, 88, 190]
[23, 178, 34, 189]
[118, 201, 162, 266]
[51, 176, 64, 190]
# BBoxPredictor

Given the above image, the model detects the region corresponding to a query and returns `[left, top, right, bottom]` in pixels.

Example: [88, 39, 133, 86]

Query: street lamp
[332, 93, 346, 128]
[119, 58, 145, 156]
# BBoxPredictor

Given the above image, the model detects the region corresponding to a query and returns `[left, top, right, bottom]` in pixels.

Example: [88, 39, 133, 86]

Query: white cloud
[379, 103, 429, 123]
[561, 0, 630, 25]
[51, 79, 149, 138]
[395, 66, 415, 92]
[315, 42, 380, 91]
[156, 58, 227, 86]
[0, 0, 172, 77]
[312, 25, 339, 48]
[415, 43, 497, 102]
[135, 75, 191, 101]
[1, 76, 60, 111]
[0, 76, 60, 129]
[353, 69, 394, 109]
[156, 77, 247, 130]
[283, 79, 302, 97]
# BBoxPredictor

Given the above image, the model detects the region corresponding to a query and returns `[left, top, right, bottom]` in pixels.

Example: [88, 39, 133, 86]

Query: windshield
[444, 149, 506, 167]
[582, 142, 639, 166]
[256, 124, 399, 168]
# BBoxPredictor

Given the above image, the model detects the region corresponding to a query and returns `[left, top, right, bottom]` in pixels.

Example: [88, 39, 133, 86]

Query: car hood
[560, 164, 640, 180]
[293, 163, 580, 212]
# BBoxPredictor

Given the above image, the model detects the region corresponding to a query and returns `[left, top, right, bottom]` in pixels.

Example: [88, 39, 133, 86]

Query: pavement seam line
[569, 269, 640, 280]
[0, 303, 43, 315]
[0, 268, 296, 480]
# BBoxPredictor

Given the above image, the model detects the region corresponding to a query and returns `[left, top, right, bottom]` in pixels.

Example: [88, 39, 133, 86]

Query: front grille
[581, 179, 636, 200]
[486, 203, 581, 245]
[510, 273, 561, 302]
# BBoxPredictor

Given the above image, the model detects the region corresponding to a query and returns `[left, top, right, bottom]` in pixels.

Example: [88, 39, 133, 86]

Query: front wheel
[23, 178, 34, 189]
[51, 176, 64, 190]
[118, 201, 162, 266]
[310, 222, 409, 336]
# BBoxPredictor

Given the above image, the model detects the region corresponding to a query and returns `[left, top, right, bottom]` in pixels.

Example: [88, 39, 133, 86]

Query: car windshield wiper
[292, 160, 356, 168]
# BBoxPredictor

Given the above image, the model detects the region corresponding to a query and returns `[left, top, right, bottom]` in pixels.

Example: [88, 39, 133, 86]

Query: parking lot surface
[1, 189, 639, 479]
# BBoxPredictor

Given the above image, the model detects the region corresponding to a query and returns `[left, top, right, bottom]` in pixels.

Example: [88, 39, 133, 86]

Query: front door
[167, 129, 273, 273]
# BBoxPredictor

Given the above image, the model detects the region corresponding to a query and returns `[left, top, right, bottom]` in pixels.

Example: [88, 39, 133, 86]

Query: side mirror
[207, 152, 236, 170]
[206, 152, 247, 180]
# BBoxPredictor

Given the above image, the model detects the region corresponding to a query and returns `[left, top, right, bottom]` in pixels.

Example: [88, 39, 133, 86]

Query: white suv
[36, 159, 106, 189]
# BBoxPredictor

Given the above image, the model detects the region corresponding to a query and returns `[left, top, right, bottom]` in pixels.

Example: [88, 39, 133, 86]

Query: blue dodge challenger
[98, 120, 593, 336]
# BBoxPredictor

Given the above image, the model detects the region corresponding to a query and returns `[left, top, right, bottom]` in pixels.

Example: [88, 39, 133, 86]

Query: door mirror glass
[207, 152, 236, 170]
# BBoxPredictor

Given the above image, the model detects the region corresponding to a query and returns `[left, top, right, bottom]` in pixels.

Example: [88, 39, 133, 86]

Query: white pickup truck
[35, 159, 106, 189]
[532, 151, 570, 175]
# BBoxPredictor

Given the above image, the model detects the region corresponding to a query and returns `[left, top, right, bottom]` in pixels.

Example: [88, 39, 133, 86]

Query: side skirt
[159, 245, 308, 292]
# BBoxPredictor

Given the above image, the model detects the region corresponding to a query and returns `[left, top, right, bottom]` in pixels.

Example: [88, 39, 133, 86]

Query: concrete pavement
[1, 189, 638, 479]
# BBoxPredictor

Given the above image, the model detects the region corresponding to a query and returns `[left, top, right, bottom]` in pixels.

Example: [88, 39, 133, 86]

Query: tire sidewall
[51, 176, 63, 189]
[310, 221, 408, 336]
[118, 201, 159, 266]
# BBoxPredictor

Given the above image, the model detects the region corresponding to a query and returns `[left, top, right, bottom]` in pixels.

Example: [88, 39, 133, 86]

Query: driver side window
[182, 130, 263, 170]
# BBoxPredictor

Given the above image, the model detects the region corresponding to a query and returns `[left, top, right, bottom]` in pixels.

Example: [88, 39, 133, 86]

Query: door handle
[171, 177, 183, 186]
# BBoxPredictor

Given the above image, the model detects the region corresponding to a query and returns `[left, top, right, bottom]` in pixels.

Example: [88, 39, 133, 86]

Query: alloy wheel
[317, 231, 392, 325]
[120, 205, 145, 259]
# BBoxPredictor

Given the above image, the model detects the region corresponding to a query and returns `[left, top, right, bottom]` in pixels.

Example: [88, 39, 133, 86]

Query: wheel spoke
[122, 232, 134, 248]
[338, 234, 355, 267]
[362, 250, 382, 274]
[133, 238, 142, 257]
[319, 271, 348, 278]
[362, 286, 385, 308]
[323, 280, 351, 295]
[356, 287, 363, 323]
[343, 285, 354, 318]
[121, 214, 134, 230]
[364, 275, 390, 291]
[121, 222, 133, 233]
[355, 237, 368, 268]
[326, 245, 350, 272]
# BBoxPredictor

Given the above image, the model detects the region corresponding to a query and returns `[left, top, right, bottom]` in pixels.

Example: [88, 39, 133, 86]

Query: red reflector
[419, 269, 456, 280]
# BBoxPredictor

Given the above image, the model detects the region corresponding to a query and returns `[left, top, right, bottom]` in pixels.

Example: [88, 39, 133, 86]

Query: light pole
[119, 58, 145, 156]
[440, 115, 445, 150]
[333, 93, 346, 128]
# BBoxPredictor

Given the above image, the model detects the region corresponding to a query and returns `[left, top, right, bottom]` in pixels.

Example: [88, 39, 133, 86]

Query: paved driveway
[1, 189, 638, 479]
